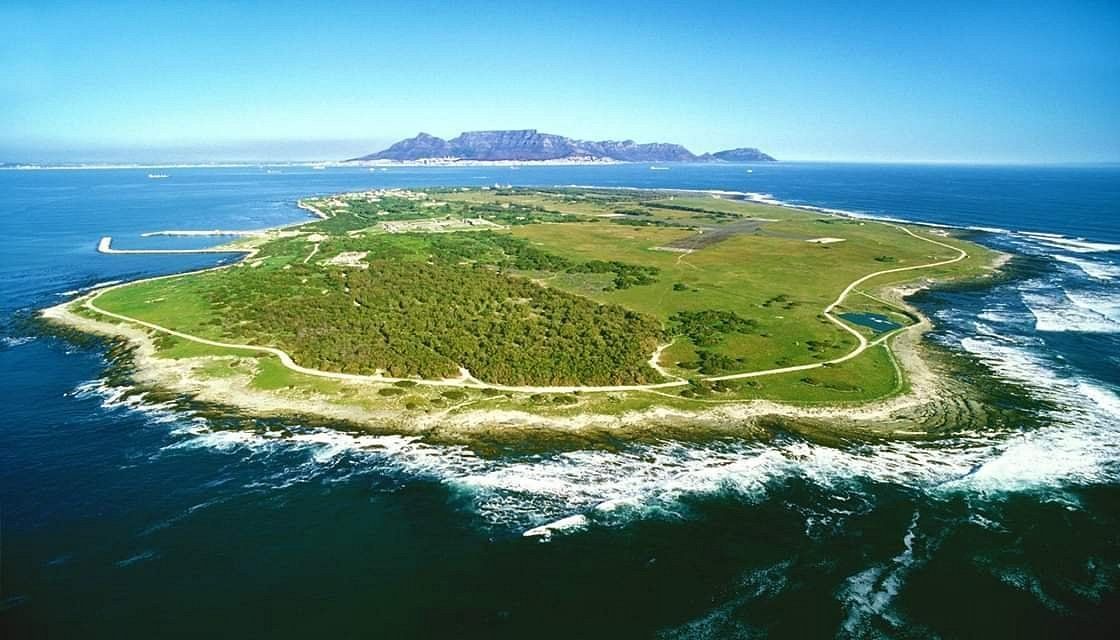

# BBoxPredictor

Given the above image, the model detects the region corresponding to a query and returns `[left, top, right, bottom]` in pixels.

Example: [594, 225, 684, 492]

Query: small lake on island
[839, 311, 902, 332]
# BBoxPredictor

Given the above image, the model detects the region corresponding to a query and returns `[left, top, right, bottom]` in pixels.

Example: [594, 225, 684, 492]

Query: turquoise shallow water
[1, 164, 1118, 638]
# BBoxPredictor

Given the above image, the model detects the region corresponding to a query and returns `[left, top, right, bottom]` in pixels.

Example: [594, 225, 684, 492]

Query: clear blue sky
[2, 1, 1118, 163]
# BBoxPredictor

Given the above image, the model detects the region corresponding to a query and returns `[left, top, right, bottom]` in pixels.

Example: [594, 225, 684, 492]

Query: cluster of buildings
[320, 188, 434, 210]
[379, 217, 503, 234]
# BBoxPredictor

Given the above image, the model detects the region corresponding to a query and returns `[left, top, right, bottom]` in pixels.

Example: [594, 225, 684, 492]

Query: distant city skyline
[2, 1, 1118, 164]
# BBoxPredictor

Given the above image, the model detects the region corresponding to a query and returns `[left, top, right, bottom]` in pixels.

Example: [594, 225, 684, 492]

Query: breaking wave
[1053, 254, 1120, 281]
[71, 354, 1120, 539]
[58, 211, 1120, 546]
[58, 279, 125, 297]
[837, 512, 931, 636]
[1019, 277, 1120, 334]
[1, 335, 36, 348]
[1021, 232, 1120, 254]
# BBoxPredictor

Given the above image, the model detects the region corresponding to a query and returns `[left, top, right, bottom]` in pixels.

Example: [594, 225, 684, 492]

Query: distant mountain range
[346, 130, 776, 163]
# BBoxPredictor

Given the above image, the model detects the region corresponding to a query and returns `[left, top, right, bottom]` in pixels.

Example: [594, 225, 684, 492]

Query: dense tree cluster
[323, 231, 660, 290]
[201, 259, 664, 386]
[761, 293, 800, 310]
[542, 189, 654, 205]
[185, 191, 681, 385]
[669, 310, 757, 347]
[461, 202, 573, 225]
[566, 260, 659, 289]
[676, 349, 742, 374]
[610, 218, 695, 229]
[642, 202, 739, 220]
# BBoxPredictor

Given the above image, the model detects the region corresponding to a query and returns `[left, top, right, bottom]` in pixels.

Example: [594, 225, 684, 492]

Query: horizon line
[4, 159, 1120, 170]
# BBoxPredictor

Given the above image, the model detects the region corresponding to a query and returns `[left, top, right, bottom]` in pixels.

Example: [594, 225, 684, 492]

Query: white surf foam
[70, 313, 1120, 536]
[1, 336, 35, 347]
[70, 380, 181, 418]
[1053, 254, 1120, 280]
[1021, 232, 1120, 253]
[656, 560, 792, 639]
[1021, 288, 1120, 334]
[58, 279, 126, 297]
[965, 225, 1013, 234]
[115, 549, 159, 568]
[1066, 289, 1120, 324]
[740, 191, 785, 206]
[522, 514, 590, 540]
[838, 512, 928, 635]
[952, 335, 1120, 493]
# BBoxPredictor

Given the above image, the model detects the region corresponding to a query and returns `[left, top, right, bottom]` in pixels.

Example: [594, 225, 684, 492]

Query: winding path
[78, 212, 967, 394]
[707, 223, 966, 382]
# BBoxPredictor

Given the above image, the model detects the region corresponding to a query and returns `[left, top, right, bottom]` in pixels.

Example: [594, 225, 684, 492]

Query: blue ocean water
[1, 164, 1118, 638]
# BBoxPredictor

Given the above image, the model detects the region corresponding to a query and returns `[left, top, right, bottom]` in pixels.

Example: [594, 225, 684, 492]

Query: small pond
[839, 311, 903, 333]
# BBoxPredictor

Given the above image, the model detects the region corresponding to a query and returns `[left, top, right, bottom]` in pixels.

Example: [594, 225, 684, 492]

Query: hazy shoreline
[0, 159, 784, 171]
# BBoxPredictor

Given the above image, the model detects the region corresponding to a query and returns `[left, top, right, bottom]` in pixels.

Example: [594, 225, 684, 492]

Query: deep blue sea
[2, 163, 1118, 638]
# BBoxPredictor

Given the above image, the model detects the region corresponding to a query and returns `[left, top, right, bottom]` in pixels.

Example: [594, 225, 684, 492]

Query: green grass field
[87, 187, 1000, 410]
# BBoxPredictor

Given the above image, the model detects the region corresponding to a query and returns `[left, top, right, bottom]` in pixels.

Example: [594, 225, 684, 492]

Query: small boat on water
[147, 173, 169, 179]
[649, 165, 669, 171]
[746, 169, 754, 173]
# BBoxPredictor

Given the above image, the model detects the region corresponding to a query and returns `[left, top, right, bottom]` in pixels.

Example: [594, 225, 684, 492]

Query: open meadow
[79, 187, 1000, 418]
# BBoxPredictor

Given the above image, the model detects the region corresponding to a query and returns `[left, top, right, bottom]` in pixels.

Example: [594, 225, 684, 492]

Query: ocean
[2, 163, 1118, 638]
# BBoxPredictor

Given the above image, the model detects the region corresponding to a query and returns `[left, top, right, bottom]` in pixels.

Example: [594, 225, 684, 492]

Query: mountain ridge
[346, 129, 776, 162]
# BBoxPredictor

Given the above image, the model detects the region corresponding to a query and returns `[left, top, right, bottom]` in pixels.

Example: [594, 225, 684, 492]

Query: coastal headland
[43, 187, 1009, 438]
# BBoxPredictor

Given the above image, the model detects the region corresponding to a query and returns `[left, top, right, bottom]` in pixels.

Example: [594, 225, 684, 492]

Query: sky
[2, 1, 1118, 163]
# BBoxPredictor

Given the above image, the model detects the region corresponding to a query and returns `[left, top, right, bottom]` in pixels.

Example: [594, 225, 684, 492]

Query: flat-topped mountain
[347, 130, 776, 163]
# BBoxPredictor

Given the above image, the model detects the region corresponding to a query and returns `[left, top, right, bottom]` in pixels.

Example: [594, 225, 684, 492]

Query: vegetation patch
[669, 310, 758, 347]
[82, 186, 1001, 409]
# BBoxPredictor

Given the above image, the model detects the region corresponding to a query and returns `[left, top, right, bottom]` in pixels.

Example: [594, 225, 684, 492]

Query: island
[345, 130, 777, 164]
[43, 187, 1008, 439]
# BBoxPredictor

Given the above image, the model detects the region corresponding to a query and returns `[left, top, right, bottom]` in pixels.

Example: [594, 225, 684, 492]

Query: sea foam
[65, 263, 1120, 538]
[1021, 287, 1120, 334]
[1053, 254, 1120, 280]
[1022, 232, 1120, 253]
